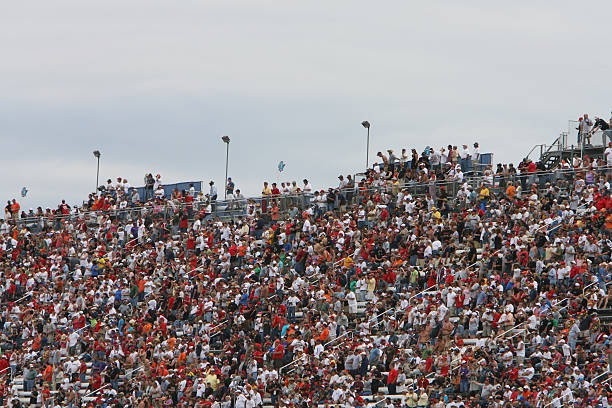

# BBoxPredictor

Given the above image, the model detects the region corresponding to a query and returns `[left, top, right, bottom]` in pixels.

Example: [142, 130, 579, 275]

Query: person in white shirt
[153, 174, 162, 190]
[430, 148, 441, 170]
[235, 392, 247, 408]
[472, 142, 480, 171]
[605, 142, 612, 167]
[346, 291, 357, 314]
[314, 341, 324, 359]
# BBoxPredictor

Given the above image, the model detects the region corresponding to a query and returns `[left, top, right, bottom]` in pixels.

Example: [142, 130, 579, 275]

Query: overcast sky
[2, 1, 611, 209]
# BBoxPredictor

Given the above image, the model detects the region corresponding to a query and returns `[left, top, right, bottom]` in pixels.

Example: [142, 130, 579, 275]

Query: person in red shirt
[527, 160, 536, 173]
[455, 292, 465, 315]
[387, 363, 399, 395]
[271, 340, 284, 369]
[0, 355, 9, 375]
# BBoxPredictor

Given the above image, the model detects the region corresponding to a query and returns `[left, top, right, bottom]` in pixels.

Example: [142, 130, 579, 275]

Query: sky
[1, 1, 611, 209]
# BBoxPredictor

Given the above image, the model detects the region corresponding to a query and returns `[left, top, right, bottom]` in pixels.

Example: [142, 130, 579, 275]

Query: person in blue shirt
[369, 345, 382, 366]
[239, 290, 249, 307]
[280, 323, 291, 338]
[226, 178, 235, 196]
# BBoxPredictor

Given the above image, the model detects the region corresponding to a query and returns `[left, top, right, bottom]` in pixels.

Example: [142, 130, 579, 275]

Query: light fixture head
[361, 121, 370, 129]
[222, 136, 230, 144]
[93, 150, 101, 158]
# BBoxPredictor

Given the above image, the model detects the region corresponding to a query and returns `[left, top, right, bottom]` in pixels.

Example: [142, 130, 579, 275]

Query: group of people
[2, 132, 612, 408]
[577, 113, 612, 146]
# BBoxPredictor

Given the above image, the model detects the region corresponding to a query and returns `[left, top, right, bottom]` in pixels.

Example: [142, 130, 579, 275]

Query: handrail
[583, 280, 600, 295]
[495, 321, 528, 340]
[3, 291, 33, 306]
[99, 237, 139, 260]
[541, 396, 561, 408]
[323, 331, 353, 349]
[279, 354, 307, 373]
[8, 164, 609, 227]
[208, 320, 228, 332]
[592, 370, 610, 383]
[83, 365, 144, 399]
[525, 143, 548, 161]
[281, 331, 355, 376]
[371, 248, 504, 328]
[83, 383, 110, 399]
[498, 297, 571, 344]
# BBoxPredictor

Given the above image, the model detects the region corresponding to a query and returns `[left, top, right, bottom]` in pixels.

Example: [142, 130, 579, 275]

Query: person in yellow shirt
[261, 182, 272, 213]
[391, 178, 401, 195]
[479, 185, 490, 201]
[205, 369, 219, 391]
[262, 182, 271, 196]
[343, 256, 353, 269]
[366, 275, 376, 299]
[432, 207, 441, 220]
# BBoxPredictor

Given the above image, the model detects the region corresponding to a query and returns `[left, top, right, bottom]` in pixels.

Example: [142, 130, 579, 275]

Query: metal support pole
[224, 143, 229, 200]
[222, 136, 230, 200]
[366, 126, 370, 169]
[96, 156, 100, 192]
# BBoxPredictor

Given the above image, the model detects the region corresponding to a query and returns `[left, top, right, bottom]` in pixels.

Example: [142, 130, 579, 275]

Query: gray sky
[2, 1, 611, 209]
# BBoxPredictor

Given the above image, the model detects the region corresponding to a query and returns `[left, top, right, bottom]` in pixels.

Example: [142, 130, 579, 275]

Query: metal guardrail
[592, 370, 610, 384]
[82, 365, 144, 399]
[281, 330, 355, 376]
[7, 164, 610, 230]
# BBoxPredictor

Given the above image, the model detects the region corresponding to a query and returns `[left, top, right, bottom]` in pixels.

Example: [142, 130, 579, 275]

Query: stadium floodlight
[93, 150, 101, 193]
[361, 121, 371, 168]
[222, 136, 230, 199]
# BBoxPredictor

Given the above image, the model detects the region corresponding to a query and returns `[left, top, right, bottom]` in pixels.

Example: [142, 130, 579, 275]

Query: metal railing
[591, 370, 610, 384]
[281, 330, 355, 376]
[7, 164, 610, 231]
[494, 321, 528, 340]
[279, 354, 308, 374]
[370, 249, 504, 329]
[82, 365, 144, 399]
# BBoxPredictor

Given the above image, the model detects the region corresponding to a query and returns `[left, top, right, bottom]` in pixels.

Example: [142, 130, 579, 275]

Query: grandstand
[2, 115, 612, 408]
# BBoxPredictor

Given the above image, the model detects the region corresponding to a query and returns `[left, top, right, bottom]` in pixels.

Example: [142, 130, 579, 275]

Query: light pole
[361, 121, 370, 169]
[222, 136, 230, 199]
[93, 150, 101, 193]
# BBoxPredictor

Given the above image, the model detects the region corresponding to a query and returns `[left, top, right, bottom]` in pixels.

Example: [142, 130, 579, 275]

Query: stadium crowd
[2, 128, 612, 407]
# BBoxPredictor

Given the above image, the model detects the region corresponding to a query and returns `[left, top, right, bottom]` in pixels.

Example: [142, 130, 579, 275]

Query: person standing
[10, 199, 20, 221]
[209, 181, 218, 212]
[459, 144, 471, 172]
[430, 148, 441, 172]
[579, 114, 594, 145]
[226, 178, 235, 198]
[144, 173, 155, 201]
[593, 116, 611, 145]
[261, 182, 271, 213]
[233, 189, 245, 212]
[387, 363, 399, 395]
[472, 142, 480, 172]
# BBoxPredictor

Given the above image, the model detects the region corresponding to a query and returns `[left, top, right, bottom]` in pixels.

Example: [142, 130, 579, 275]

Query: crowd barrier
[6, 165, 611, 235]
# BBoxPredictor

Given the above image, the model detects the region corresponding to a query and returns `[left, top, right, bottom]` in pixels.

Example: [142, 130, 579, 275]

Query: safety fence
[7, 165, 609, 236]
